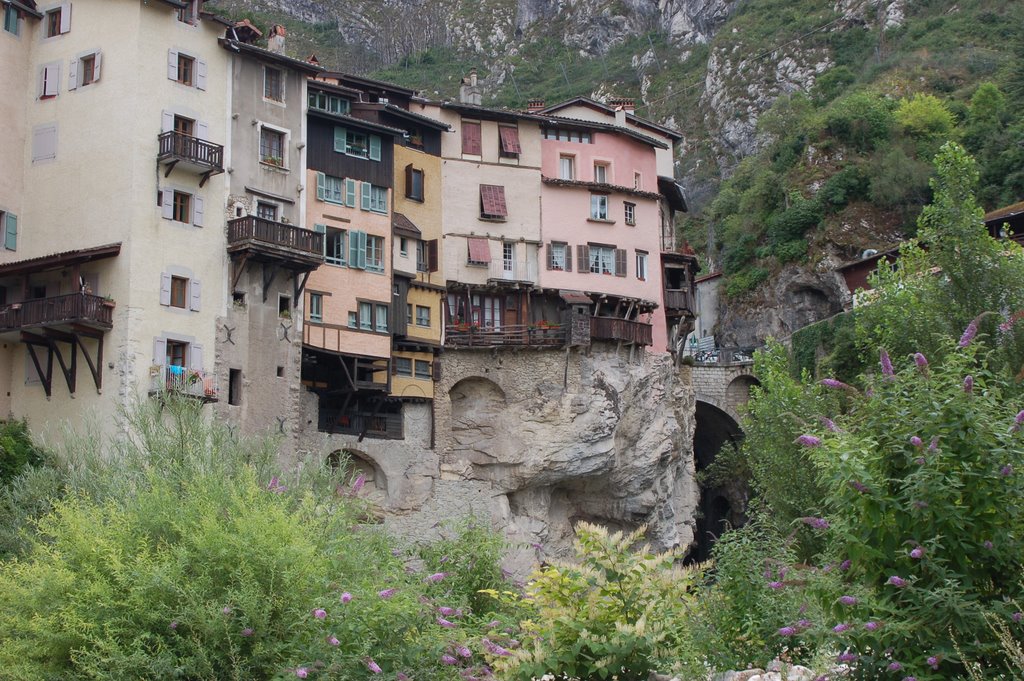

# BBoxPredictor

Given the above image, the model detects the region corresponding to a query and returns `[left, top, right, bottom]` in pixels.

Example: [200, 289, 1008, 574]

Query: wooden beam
[261, 262, 279, 303]
[231, 252, 250, 292]
[293, 270, 311, 303]
[163, 159, 179, 178]
[23, 338, 52, 398]
[76, 332, 103, 393]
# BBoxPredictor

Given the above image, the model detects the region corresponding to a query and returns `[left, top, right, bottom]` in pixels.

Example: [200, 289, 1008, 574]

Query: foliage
[724, 266, 770, 297]
[895, 93, 958, 157]
[766, 194, 823, 245]
[818, 164, 870, 212]
[491, 523, 707, 681]
[0, 419, 44, 485]
[824, 91, 895, 152]
[0, 398, 514, 681]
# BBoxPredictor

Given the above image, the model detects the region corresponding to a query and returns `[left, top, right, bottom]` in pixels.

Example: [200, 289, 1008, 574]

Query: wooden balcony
[590, 317, 653, 346]
[318, 409, 403, 440]
[664, 288, 694, 312]
[0, 293, 113, 334]
[444, 323, 566, 348]
[149, 364, 219, 403]
[227, 216, 325, 271]
[157, 131, 224, 186]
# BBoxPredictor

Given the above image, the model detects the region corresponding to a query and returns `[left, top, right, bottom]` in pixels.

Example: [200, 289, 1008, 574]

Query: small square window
[278, 295, 291, 316]
[232, 291, 246, 306]
[395, 357, 412, 377]
[177, 1, 198, 25]
[80, 54, 97, 86]
[45, 7, 61, 38]
[256, 202, 278, 221]
[415, 305, 431, 327]
[264, 66, 283, 102]
[624, 202, 636, 226]
[177, 53, 194, 86]
[276, 365, 285, 377]
[414, 360, 431, 380]
[169, 276, 188, 308]
[172, 191, 191, 222]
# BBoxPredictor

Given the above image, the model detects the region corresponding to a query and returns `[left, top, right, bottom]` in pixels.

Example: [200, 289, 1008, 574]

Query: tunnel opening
[687, 400, 745, 564]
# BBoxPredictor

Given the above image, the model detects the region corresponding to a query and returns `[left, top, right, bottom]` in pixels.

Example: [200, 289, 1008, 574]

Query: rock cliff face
[297, 347, 698, 572]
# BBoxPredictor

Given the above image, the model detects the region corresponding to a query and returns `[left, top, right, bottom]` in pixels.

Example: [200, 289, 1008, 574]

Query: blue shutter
[345, 179, 356, 207]
[4, 213, 16, 251]
[348, 229, 361, 268]
[316, 172, 326, 201]
[357, 231, 367, 269]
[333, 126, 347, 153]
[360, 182, 371, 211]
[369, 134, 381, 161]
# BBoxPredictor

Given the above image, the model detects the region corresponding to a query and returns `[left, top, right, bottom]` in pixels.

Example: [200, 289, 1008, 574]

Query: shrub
[725, 266, 770, 297]
[824, 91, 894, 152]
[766, 194, 823, 245]
[818, 164, 869, 211]
[0, 420, 44, 485]
[812, 65, 856, 104]
[773, 238, 808, 263]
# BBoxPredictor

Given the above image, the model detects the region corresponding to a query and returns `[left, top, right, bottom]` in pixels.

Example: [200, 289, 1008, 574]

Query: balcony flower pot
[101, 298, 116, 309]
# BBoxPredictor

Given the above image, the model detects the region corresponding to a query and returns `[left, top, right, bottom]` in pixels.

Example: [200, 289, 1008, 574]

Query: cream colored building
[0, 0, 230, 439]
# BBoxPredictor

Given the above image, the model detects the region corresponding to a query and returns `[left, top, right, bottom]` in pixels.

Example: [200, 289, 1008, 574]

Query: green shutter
[4, 213, 17, 251]
[357, 231, 367, 269]
[333, 126, 347, 153]
[345, 179, 356, 207]
[314, 223, 326, 256]
[349, 230, 366, 269]
[316, 172, 326, 201]
[369, 135, 381, 161]
[360, 182, 371, 211]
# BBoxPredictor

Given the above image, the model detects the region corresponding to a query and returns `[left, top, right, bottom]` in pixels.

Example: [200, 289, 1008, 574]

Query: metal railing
[445, 322, 566, 348]
[0, 293, 113, 332]
[590, 317, 653, 345]
[228, 216, 324, 255]
[150, 365, 219, 401]
[157, 130, 224, 169]
[318, 409, 403, 439]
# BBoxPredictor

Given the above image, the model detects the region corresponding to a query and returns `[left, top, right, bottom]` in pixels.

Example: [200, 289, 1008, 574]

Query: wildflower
[887, 575, 907, 587]
[928, 436, 939, 452]
[914, 353, 929, 370]
[821, 416, 841, 432]
[487, 620, 501, 629]
[531, 542, 543, 550]
[864, 621, 881, 631]
[833, 623, 851, 633]
[887, 661, 903, 672]
[927, 655, 940, 670]
[914, 457, 926, 465]
[438, 606, 457, 616]
[778, 626, 797, 636]
[837, 652, 858, 664]
[880, 348, 894, 377]
[482, 639, 510, 656]
[267, 476, 287, 494]
[425, 572, 448, 583]
[796, 619, 812, 629]
[1013, 410, 1024, 433]
[1001, 464, 1014, 477]
[839, 559, 852, 571]
[312, 608, 327, 620]
[366, 658, 383, 674]
[241, 628, 254, 637]
[984, 540, 994, 550]
[397, 674, 411, 681]
[959, 317, 980, 348]
[910, 546, 924, 559]
[352, 474, 366, 493]
[801, 516, 829, 530]
[169, 620, 178, 630]
[441, 655, 458, 665]
[903, 677, 917, 681]
[820, 378, 853, 390]
[964, 375, 974, 393]
[796, 434, 822, 448]
[839, 595, 857, 606]
[1013, 612, 1022, 623]
[913, 500, 929, 509]
[378, 588, 396, 599]
[327, 635, 340, 646]
[295, 669, 308, 679]
[849, 480, 868, 493]
[340, 592, 352, 604]
[456, 645, 472, 658]
[437, 617, 457, 628]
[768, 581, 785, 590]
[910, 436, 923, 448]
[221, 606, 232, 616]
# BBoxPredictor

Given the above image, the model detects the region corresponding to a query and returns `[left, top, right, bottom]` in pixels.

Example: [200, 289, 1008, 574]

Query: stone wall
[295, 344, 698, 573]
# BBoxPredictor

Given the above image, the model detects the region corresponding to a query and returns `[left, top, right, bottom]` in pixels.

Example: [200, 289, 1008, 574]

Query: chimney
[459, 69, 482, 106]
[614, 106, 627, 127]
[267, 24, 286, 54]
[609, 97, 635, 113]
[527, 98, 546, 113]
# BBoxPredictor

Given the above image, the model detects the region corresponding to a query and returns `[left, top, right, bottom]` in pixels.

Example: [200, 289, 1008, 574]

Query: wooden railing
[664, 289, 694, 311]
[590, 317, 653, 345]
[150, 365, 219, 401]
[444, 323, 566, 348]
[228, 216, 324, 255]
[157, 131, 224, 169]
[0, 293, 113, 332]
[318, 409, 403, 439]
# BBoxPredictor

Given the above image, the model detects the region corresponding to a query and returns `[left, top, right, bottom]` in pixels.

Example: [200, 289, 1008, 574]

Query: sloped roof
[540, 96, 683, 140]
[0, 243, 121, 277]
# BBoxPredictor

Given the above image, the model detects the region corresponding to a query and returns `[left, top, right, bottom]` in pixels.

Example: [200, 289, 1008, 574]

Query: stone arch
[328, 448, 388, 504]
[448, 376, 507, 427]
[688, 399, 746, 564]
[725, 374, 760, 413]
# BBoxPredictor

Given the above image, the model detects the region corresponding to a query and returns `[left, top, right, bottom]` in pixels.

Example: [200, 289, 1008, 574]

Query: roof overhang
[392, 212, 422, 238]
[309, 110, 407, 137]
[560, 290, 593, 305]
[0, 242, 121, 278]
[657, 176, 688, 212]
[4, 0, 42, 18]
[540, 96, 683, 140]
[219, 38, 324, 75]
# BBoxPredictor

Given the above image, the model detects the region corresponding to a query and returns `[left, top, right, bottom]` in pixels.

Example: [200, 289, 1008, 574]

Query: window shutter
[427, 239, 438, 272]
[316, 172, 326, 201]
[196, 120, 209, 141]
[333, 126, 347, 153]
[190, 343, 204, 370]
[68, 58, 78, 90]
[189, 279, 201, 311]
[161, 189, 174, 220]
[545, 243, 552, 270]
[577, 245, 589, 273]
[615, 248, 627, 277]
[159, 272, 172, 306]
[357, 231, 367, 269]
[404, 164, 413, 198]
[161, 111, 174, 133]
[369, 134, 381, 161]
[167, 49, 178, 81]
[360, 182, 371, 211]
[345, 179, 356, 207]
[4, 214, 17, 251]
[192, 196, 204, 227]
[432, 358, 442, 382]
[59, 2, 70, 33]
[196, 58, 207, 90]
[461, 121, 481, 155]
[92, 50, 101, 81]
[37, 66, 44, 98]
[42, 63, 60, 97]
[348, 230, 362, 269]
[565, 244, 573, 272]
[153, 337, 167, 366]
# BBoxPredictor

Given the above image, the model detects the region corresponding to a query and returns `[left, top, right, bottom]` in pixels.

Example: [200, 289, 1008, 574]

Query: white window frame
[68, 49, 102, 90]
[167, 48, 206, 90]
[559, 155, 575, 180]
[636, 251, 648, 281]
[366, 235, 385, 273]
[594, 162, 609, 184]
[374, 303, 389, 333]
[42, 3, 70, 40]
[322, 175, 344, 204]
[502, 242, 514, 273]
[309, 292, 323, 322]
[369, 185, 387, 214]
[258, 122, 289, 169]
[590, 194, 609, 221]
[589, 245, 615, 275]
[159, 266, 201, 312]
[550, 242, 567, 271]
[161, 187, 204, 227]
[624, 202, 636, 226]
[415, 305, 431, 327]
[323, 226, 346, 266]
[38, 61, 61, 98]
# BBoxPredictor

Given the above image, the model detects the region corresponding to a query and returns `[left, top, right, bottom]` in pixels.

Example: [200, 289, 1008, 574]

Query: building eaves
[438, 101, 549, 124]
[154, 0, 187, 8]
[392, 212, 422, 237]
[541, 176, 663, 201]
[0, 243, 121, 278]
[199, 9, 233, 27]
[985, 200, 1024, 225]
[540, 96, 683, 140]
[657, 176, 688, 212]
[383, 104, 451, 131]
[836, 247, 900, 272]
[4, 0, 42, 18]
[218, 39, 324, 75]
[309, 79, 363, 98]
[308, 110, 407, 137]
[541, 115, 668, 149]
[327, 72, 417, 98]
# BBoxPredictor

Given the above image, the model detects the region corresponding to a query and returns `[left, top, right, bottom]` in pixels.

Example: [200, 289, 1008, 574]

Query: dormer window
[308, 91, 350, 114]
